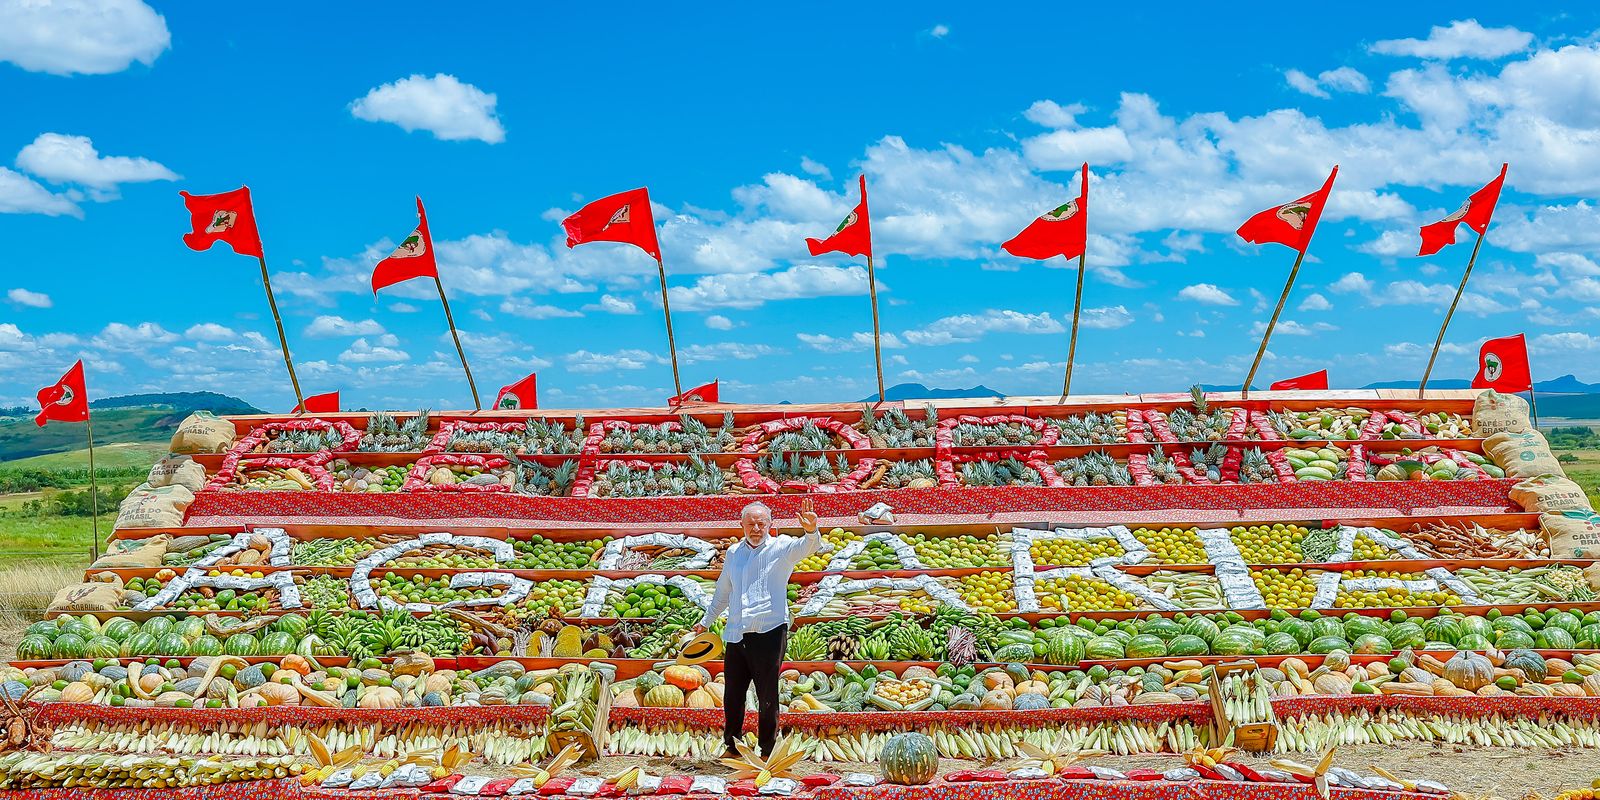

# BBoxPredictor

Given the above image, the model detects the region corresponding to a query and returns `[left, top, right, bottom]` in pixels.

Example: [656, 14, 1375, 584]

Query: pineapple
[1147, 448, 1184, 485]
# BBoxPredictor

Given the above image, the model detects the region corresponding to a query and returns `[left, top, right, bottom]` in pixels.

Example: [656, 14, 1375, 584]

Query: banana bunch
[0, 751, 297, 789]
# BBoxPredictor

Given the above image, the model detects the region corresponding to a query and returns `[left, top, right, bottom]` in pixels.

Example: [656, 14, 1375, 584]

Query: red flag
[495, 373, 538, 410]
[668, 379, 718, 406]
[293, 391, 339, 414]
[373, 197, 439, 293]
[1419, 164, 1508, 257]
[180, 186, 263, 258]
[806, 175, 872, 258]
[1471, 334, 1532, 393]
[1269, 370, 1329, 391]
[563, 188, 661, 261]
[1002, 164, 1089, 261]
[35, 360, 89, 427]
[1236, 167, 1338, 253]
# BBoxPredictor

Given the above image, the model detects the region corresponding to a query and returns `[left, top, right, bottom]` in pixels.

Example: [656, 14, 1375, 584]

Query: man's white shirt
[699, 529, 823, 643]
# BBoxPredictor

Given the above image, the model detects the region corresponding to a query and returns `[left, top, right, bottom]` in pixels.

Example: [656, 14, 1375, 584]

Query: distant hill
[863, 384, 1007, 403]
[1359, 375, 1600, 393]
[0, 392, 259, 463]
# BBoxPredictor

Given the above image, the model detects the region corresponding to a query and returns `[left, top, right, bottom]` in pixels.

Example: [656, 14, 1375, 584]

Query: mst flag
[1236, 167, 1338, 253]
[495, 373, 538, 410]
[293, 391, 339, 414]
[1419, 164, 1508, 257]
[180, 187, 263, 258]
[668, 379, 718, 406]
[35, 360, 89, 427]
[372, 197, 439, 293]
[1002, 163, 1089, 260]
[806, 175, 872, 258]
[563, 188, 661, 260]
[1270, 370, 1329, 391]
[1472, 334, 1532, 393]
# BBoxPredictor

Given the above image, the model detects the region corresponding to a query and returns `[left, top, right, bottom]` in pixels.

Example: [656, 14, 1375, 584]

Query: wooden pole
[1060, 252, 1087, 400]
[85, 411, 100, 561]
[433, 274, 481, 411]
[1418, 228, 1487, 398]
[1242, 248, 1308, 398]
[655, 256, 684, 399]
[255, 253, 305, 411]
[1527, 345, 1541, 429]
[866, 254, 885, 404]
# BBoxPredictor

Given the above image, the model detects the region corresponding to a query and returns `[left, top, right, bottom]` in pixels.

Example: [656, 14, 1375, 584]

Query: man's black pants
[722, 624, 786, 757]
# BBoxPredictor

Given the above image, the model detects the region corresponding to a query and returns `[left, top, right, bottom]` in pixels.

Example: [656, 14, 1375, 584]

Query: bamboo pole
[1242, 249, 1308, 398]
[1527, 345, 1541, 429]
[85, 411, 100, 561]
[1418, 228, 1487, 398]
[655, 256, 684, 399]
[255, 254, 305, 411]
[433, 274, 481, 411]
[1060, 251, 1087, 400]
[866, 254, 886, 404]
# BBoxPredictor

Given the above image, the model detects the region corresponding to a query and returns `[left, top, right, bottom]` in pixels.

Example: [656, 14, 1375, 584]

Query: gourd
[1321, 650, 1351, 671]
[1443, 650, 1493, 691]
[59, 682, 94, 703]
[280, 654, 313, 676]
[392, 651, 434, 677]
[1583, 674, 1600, 697]
[880, 732, 938, 786]
[1015, 680, 1050, 696]
[612, 690, 640, 708]
[1502, 649, 1547, 682]
[1131, 691, 1181, 705]
[357, 686, 401, 708]
[643, 684, 685, 708]
[662, 665, 705, 692]
[1012, 692, 1049, 711]
[980, 689, 1012, 710]
[258, 682, 301, 706]
[634, 671, 665, 693]
[686, 687, 718, 708]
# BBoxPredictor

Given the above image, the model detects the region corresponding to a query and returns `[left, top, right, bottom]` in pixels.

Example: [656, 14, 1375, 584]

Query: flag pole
[85, 409, 100, 561]
[866, 254, 886, 404]
[1060, 251, 1086, 400]
[256, 253, 305, 411]
[432, 274, 481, 411]
[655, 256, 684, 399]
[1418, 229, 1488, 399]
[1242, 249, 1308, 398]
[1527, 344, 1541, 429]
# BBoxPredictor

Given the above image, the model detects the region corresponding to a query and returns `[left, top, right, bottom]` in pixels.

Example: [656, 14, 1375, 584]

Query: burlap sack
[1472, 389, 1532, 436]
[147, 455, 207, 492]
[1510, 474, 1594, 513]
[48, 578, 125, 614]
[1548, 510, 1600, 559]
[115, 484, 195, 529]
[1484, 430, 1564, 479]
[89, 534, 170, 569]
[170, 411, 236, 454]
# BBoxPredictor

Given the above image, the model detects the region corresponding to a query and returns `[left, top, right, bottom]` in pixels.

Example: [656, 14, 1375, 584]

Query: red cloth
[372, 196, 439, 293]
[564, 188, 661, 260]
[293, 391, 339, 414]
[1420, 163, 1507, 256]
[1471, 333, 1533, 392]
[668, 379, 718, 405]
[181, 186, 263, 258]
[1002, 163, 1088, 260]
[495, 372, 538, 410]
[807, 175, 872, 257]
[34, 359, 89, 427]
[1269, 369, 1328, 391]
[1236, 167, 1338, 252]
[480, 777, 519, 796]
[1123, 769, 1163, 781]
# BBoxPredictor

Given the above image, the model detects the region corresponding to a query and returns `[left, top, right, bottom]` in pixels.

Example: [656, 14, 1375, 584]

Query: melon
[1352, 634, 1393, 655]
[258, 632, 294, 656]
[1307, 636, 1352, 655]
[1212, 627, 1266, 656]
[1167, 635, 1210, 657]
[1276, 618, 1313, 647]
[51, 633, 87, 659]
[140, 616, 175, 638]
[1265, 632, 1301, 655]
[189, 635, 223, 657]
[223, 634, 259, 657]
[1457, 634, 1493, 651]
[1537, 628, 1576, 650]
[25, 620, 58, 639]
[1124, 635, 1168, 659]
[1495, 630, 1535, 650]
[15, 634, 53, 661]
[880, 732, 938, 786]
[273, 614, 308, 638]
[122, 632, 159, 658]
[1139, 618, 1184, 641]
[155, 633, 190, 656]
[101, 618, 138, 642]
[83, 636, 120, 659]
[1343, 616, 1386, 640]
[1387, 622, 1425, 650]
[1182, 616, 1221, 644]
[1309, 618, 1346, 641]
[174, 617, 206, 641]
[1084, 637, 1124, 660]
[1424, 615, 1463, 645]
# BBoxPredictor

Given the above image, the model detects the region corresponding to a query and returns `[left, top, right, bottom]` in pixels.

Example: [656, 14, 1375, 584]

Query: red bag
[725, 779, 759, 796]
[799, 774, 839, 787]
[481, 777, 520, 796]
[1124, 769, 1163, 781]
[655, 776, 693, 795]
[421, 774, 463, 793]
[1059, 767, 1095, 780]
[539, 776, 578, 796]
[1225, 762, 1271, 782]
[1192, 764, 1226, 781]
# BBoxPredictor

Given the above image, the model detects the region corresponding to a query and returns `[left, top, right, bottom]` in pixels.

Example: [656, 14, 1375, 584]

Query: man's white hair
[740, 501, 772, 519]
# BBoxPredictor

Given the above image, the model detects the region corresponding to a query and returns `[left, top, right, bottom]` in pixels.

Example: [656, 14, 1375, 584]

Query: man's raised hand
[798, 497, 819, 533]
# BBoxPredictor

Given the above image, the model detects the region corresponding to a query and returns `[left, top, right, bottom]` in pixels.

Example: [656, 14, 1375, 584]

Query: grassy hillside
[7, 442, 169, 471]
[0, 391, 257, 463]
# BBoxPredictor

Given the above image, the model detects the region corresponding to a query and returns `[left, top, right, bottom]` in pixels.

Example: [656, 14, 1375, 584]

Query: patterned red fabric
[0, 778, 298, 800]
[813, 778, 1439, 800]
[609, 702, 1212, 732]
[31, 702, 549, 727]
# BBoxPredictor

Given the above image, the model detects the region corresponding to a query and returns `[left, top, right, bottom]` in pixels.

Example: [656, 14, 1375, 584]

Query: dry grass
[0, 560, 84, 654]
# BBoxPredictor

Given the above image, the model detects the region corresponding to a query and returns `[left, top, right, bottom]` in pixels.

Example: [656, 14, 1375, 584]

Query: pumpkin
[1013, 692, 1049, 711]
[981, 672, 1013, 692]
[662, 665, 705, 692]
[425, 673, 452, 696]
[258, 682, 300, 706]
[612, 689, 640, 708]
[1443, 650, 1493, 691]
[1553, 684, 1586, 698]
[59, 681, 94, 704]
[979, 689, 1012, 710]
[643, 684, 685, 708]
[392, 651, 434, 677]
[1280, 658, 1309, 679]
[1583, 674, 1600, 697]
[280, 654, 312, 677]
[239, 693, 269, 709]
[702, 682, 725, 704]
[880, 732, 938, 786]
[686, 688, 718, 709]
[1501, 649, 1547, 682]
[1015, 680, 1050, 697]
[1321, 650, 1351, 671]
[138, 672, 165, 695]
[358, 686, 401, 708]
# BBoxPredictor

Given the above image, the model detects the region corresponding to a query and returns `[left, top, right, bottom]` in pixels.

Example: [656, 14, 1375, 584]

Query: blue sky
[4, 3, 1600, 411]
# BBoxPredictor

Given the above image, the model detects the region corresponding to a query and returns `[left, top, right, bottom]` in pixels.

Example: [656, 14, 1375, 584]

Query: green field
[6, 442, 168, 471]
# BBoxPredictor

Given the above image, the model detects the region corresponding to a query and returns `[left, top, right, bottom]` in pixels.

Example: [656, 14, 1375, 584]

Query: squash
[686, 687, 718, 708]
[358, 686, 401, 709]
[59, 682, 94, 704]
[258, 682, 301, 706]
[1582, 674, 1600, 697]
[1501, 649, 1547, 682]
[1015, 680, 1050, 697]
[979, 689, 1012, 710]
[982, 672, 1014, 693]
[1443, 650, 1493, 691]
[1279, 658, 1309, 679]
[392, 651, 435, 677]
[880, 732, 938, 786]
[1131, 691, 1182, 705]
[280, 654, 312, 677]
[1477, 685, 1504, 696]
[1519, 683, 1555, 697]
[1312, 674, 1351, 695]
[1553, 684, 1586, 698]
[643, 684, 685, 708]
[612, 689, 640, 708]
[1378, 682, 1434, 695]
[238, 693, 269, 709]
[662, 665, 705, 692]
[1321, 650, 1351, 671]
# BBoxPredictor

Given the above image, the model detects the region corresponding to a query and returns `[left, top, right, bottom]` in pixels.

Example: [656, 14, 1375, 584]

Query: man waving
[694, 497, 823, 759]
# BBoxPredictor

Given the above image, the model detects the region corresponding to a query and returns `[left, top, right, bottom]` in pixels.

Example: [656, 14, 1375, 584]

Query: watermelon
[156, 633, 190, 656]
[1387, 622, 1425, 650]
[1307, 636, 1352, 654]
[1101, 629, 1133, 644]
[25, 619, 58, 639]
[1495, 629, 1535, 650]
[189, 635, 223, 657]
[15, 634, 54, 661]
[1492, 616, 1533, 635]
[1457, 634, 1493, 650]
[992, 643, 1034, 663]
[224, 634, 260, 657]
[101, 618, 138, 642]
[1168, 635, 1210, 657]
[1457, 616, 1492, 640]
[1352, 634, 1393, 655]
[1139, 618, 1184, 641]
[1343, 616, 1386, 640]
[1546, 612, 1584, 637]
[1182, 617, 1221, 644]
[1276, 618, 1313, 647]
[141, 616, 175, 638]
[1537, 628, 1576, 650]
[58, 619, 95, 641]
[1309, 618, 1346, 641]
[121, 632, 158, 658]
[1125, 635, 1168, 659]
[1212, 627, 1266, 656]
[1084, 637, 1125, 660]
[1265, 632, 1301, 655]
[273, 614, 308, 638]
[51, 633, 87, 659]
[1423, 616, 1462, 645]
[258, 632, 295, 657]
[1581, 624, 1600, 648]
[83, 636, 120, 659]
[1044, 634, 1085, 666]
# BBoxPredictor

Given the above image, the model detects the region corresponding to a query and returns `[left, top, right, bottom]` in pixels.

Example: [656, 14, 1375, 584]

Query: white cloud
[387, 302, 420, 313]
[705, 314, 735, 330]
[350, 74, 505, 143]
[184, 323, 236, 341]
[1023, 101, 1088, 129]
[0, 168, 78, 217]
[15, 133, 177, 195]
[928, 24, 949, 38]
[587, 294, 638, 315]
[795, 332, 907, 352]
[667, 264, 872, 311]
[1536, 253, 1600, 279]
[680, 342, 780, 364]
[1080, 305, 1135, 329]
[1286, 67, 1370, 99]
[1329, 272, 1373, 293]
[498, 298, 584, 319]
[6, 288, 50, 308]
[340, 337, 409, 364]
[958, 354, 979, 364]
[903, 309, 1063, 346]
[0, 0, 169, 75]
[1531, 332, 1600, 353]
[1371, 19, 1532, 60]
[305, 315, 386, 337]
[1249, 319, 1338, 336]
[799, 157, 831, 179]
[1177, 283, 1238, 306]
[1297, 293, 1332, 311]
[93, 322, 175, 349]
[565, 348, 663, 373]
